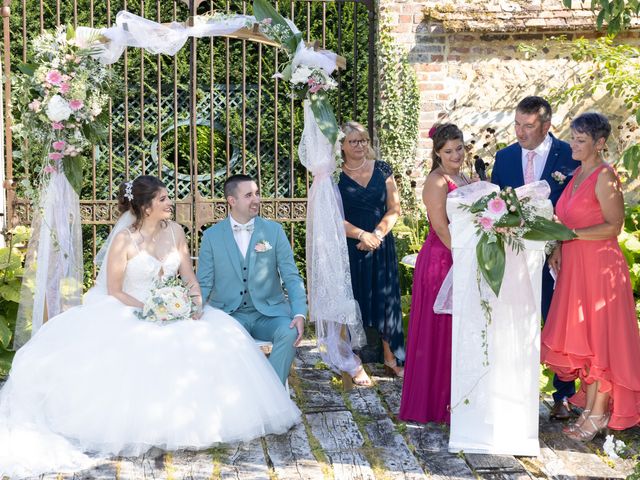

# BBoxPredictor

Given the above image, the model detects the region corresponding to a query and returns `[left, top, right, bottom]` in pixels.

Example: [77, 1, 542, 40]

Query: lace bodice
[122, 251, 181, 303]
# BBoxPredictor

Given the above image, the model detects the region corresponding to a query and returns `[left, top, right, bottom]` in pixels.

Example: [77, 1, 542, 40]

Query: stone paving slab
[3, 342, 640, 479]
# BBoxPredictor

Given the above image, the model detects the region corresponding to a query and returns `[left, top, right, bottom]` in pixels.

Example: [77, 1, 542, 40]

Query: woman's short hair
[570, 112, 611, 142]
[117, 175, 167, 228]
[430, 123, 464, 172]
[340, 121, 375, 160]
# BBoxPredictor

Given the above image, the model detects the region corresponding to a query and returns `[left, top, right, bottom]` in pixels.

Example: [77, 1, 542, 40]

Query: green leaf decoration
[253, 0, 300, 52]
[17, 63, 37, 76]
[280, 63, 293, 82]
[66, 24, 76, 41]
[309, 92, 339, 145]
[0, 315, 11, 349]
[522, 217, 577, 241]
[476, 235, 506, 297]
[62, 156, 84, 195]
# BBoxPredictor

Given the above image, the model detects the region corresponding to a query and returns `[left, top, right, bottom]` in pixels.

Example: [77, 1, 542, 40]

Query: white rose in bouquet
[290, 65, 312, 85]
[157, 286, 192, 318]
[46, 95, 73, 122]
[136, 277, 197, 324]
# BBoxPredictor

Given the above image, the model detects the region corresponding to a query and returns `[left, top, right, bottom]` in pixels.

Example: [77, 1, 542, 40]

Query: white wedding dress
[0, 220, 301, 478]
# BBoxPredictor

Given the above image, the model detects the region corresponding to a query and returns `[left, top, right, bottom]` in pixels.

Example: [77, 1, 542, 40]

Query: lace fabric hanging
[299, 101, 365, 376]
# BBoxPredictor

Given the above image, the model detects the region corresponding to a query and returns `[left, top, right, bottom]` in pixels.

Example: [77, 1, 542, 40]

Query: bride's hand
[192, 303, 204, 320]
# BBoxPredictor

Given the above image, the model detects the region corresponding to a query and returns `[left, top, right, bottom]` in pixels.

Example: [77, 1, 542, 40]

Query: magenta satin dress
[399, 181, 456, 424]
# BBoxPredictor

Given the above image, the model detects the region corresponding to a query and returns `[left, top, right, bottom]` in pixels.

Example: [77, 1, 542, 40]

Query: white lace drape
[15, 172, 83, 348]
[446, 181, 550, 457]
[299, 101, 365, 376]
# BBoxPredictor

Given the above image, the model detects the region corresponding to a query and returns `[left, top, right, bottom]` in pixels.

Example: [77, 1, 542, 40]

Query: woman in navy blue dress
[338, 121, 405, 382]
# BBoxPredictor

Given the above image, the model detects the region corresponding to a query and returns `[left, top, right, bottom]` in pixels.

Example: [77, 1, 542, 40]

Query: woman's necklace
[441, 168, 469, 186]
[343, 158, 367, 171]
[572, 162, 603, 192]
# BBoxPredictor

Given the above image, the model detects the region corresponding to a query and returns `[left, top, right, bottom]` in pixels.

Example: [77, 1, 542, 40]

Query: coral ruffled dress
[541, 165, 640, 430]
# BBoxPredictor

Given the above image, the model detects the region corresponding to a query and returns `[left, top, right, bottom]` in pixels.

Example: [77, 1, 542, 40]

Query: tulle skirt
[0, 296, 300, 478]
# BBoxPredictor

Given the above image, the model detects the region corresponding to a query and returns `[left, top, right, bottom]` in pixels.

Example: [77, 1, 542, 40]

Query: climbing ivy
[376, 17, 420, 214]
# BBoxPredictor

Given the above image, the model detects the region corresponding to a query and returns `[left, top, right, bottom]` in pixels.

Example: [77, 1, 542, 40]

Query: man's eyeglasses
[348, 139, 369, 147]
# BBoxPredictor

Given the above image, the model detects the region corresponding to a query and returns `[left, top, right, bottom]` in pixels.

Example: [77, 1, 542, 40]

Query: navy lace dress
[338, 160, 405, 363]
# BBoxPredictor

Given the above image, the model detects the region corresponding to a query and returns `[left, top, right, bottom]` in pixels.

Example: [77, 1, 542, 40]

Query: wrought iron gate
[2, 0, 375, 278]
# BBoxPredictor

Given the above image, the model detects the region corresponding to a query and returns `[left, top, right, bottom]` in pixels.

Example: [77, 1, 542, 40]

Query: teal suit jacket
[197, 216, 307, 319]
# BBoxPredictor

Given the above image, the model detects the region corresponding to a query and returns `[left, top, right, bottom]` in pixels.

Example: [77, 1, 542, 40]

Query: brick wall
[378, 0, 640, 196]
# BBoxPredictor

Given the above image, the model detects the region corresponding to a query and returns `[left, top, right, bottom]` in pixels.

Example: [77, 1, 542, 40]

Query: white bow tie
[233, 224, 254, 233]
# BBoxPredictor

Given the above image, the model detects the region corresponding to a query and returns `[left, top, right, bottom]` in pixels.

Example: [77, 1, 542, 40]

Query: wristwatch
[373, 228, 384, 241]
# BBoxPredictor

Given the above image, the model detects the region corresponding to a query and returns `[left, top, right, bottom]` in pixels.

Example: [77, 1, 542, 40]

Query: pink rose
[48, 152, 64, 161]
[28, 99, 41, 111]
[59, 82, 70, 94]
[478, 216, 494, 231]
[52, 140, 66, 151]
[487, 197, 507, 217]
[255, 243, 267, 252]
[69, 99, 83, 111]
[43, 164, 57, 174]
[309, 84, 323, 93]
[52, 122, 65, 130]
[45, 70, 63, 85]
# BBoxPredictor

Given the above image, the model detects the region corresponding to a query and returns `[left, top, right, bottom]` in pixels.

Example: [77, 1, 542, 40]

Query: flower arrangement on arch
[12, 25, 113, 195]
[135, 276, 200, 324]
[462, 187, 576, 297]
[253, 0, 342, 159]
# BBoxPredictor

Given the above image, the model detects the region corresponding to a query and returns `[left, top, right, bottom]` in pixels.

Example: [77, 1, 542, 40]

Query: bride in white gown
[0, 176, 301, 478]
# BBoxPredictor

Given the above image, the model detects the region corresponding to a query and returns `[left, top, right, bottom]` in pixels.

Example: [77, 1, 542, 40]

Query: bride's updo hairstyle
[430, 123, 464, 172]
[117, 175, 167, 228]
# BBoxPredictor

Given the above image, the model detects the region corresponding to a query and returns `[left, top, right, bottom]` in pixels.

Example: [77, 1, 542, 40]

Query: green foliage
[0, 226, 31, 376]
[376, 17, 420, 214]
[620, 205, 640, 299]
[563, 0, 640, 35]
[393, 213, 429, 340]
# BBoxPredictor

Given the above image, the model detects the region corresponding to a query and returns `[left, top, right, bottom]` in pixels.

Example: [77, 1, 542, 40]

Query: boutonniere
[551, 171, 567, 185]
[254, 240, 272, 253]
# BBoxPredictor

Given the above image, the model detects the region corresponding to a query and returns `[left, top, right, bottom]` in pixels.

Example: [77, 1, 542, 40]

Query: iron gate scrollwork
[2, 0, 375, 279]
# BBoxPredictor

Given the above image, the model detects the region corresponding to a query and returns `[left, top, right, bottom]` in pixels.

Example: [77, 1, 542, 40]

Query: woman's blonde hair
[340, 121, 376, 160]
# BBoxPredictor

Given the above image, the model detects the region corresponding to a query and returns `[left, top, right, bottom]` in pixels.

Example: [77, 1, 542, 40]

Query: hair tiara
[124, 181, 134, 201]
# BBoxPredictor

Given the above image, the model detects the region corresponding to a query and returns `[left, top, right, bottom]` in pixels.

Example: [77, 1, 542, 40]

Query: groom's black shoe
[549, 400, 572, 420]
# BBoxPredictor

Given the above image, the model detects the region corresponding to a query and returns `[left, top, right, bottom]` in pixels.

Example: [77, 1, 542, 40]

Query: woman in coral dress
[399, 124, 471, 424]
[542, 112, 640, 440]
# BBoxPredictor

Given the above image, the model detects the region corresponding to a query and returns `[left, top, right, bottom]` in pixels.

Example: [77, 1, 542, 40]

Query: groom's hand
[290, 315, 304, 347]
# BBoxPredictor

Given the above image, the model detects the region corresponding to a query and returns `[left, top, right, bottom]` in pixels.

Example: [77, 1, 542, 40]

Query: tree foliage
[563, 0, 640, 35]
[376, 18, 420, 214]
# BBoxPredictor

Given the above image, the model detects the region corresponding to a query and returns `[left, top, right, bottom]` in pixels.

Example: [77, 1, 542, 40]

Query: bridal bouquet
[135, 277, 199, 323]
[462, 186, 576, 297]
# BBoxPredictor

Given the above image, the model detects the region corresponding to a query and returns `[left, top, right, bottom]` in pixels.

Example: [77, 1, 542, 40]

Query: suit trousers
[232, 308, 297, 385]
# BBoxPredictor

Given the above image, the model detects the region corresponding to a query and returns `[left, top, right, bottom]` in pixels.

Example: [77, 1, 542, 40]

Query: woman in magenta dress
[399, 124, 472, 424]
[542, 112, 640, 440]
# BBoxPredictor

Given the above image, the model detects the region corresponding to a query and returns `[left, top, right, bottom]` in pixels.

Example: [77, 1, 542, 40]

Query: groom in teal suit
[197, 174, 307, 384]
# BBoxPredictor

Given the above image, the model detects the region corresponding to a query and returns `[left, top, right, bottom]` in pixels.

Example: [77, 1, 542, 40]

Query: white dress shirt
[521, 133, 552, 182]
[229, 215, 255, 258]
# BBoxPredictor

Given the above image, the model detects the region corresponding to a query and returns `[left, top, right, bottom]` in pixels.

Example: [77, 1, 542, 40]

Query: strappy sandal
[352, 366, 374, 387]
[562, 409, 591, 434]
[564, 412, 610, 442]
[384, 360, 404, 378]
